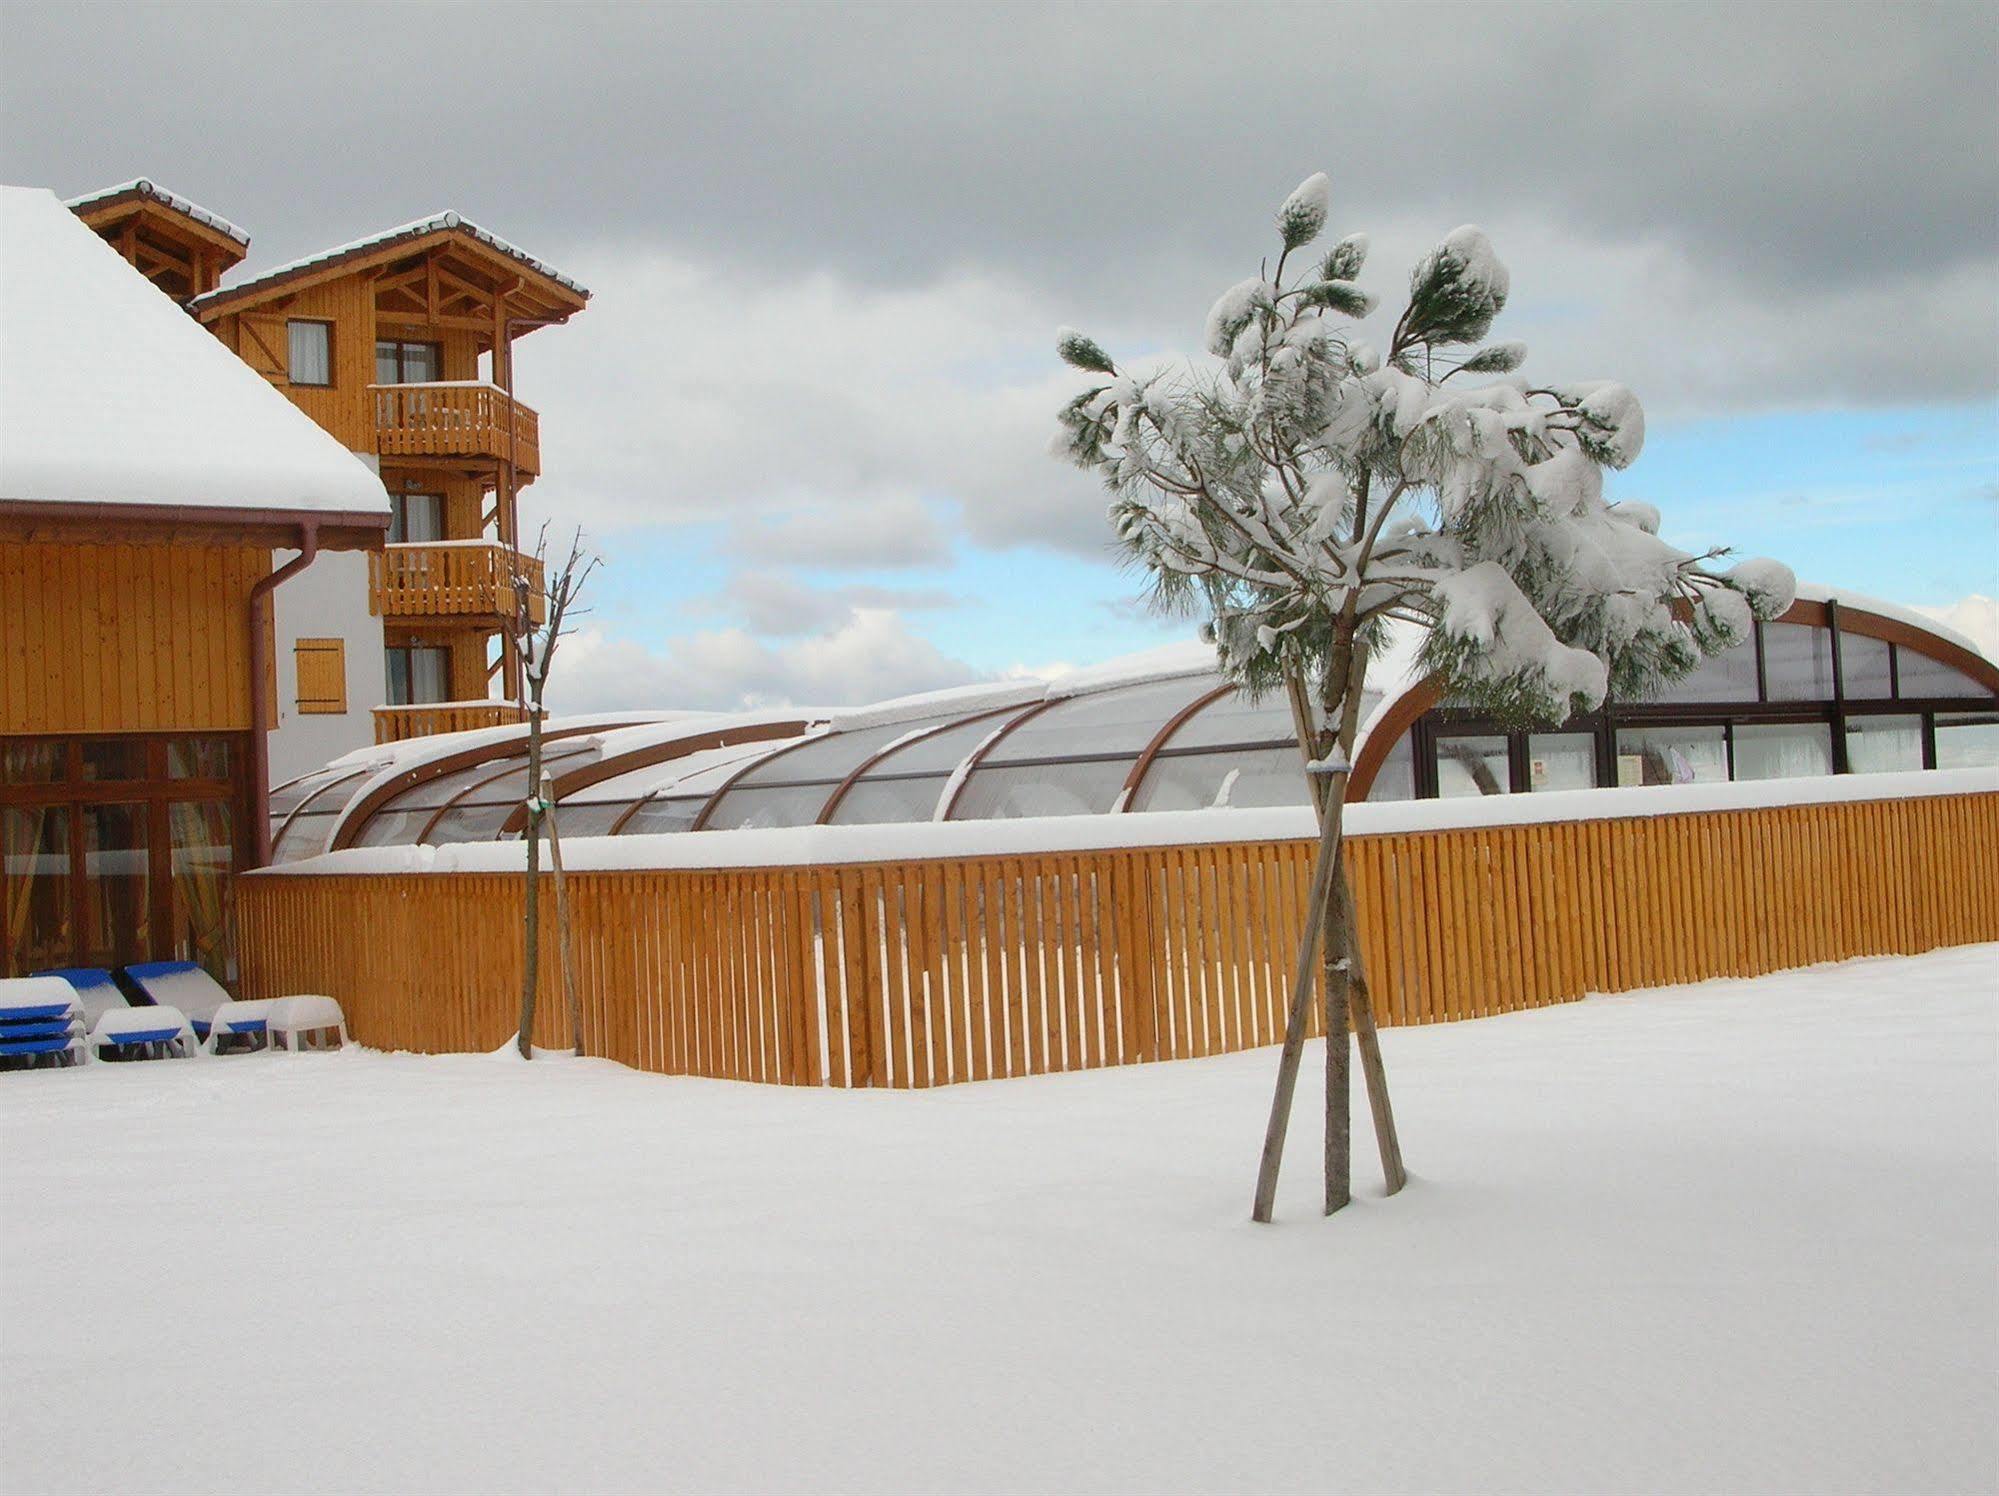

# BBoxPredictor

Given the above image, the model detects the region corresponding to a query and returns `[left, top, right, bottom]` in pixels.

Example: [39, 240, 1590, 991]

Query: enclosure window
[1895, 649, 1987, 701]
[1527, 732, 1596, 792]
[287, 319, 333, 386]
[1837, 632, 1894, 700]
[1934, 711, 1999, 769]
[1615, 725, 1727, 787]
[1761, 622, 1835, 701]
[1362, 733, 1416, 803]
[1732, 722, 1833, 781]
[1432, 734, 1509, 797]
[1844, 715, 1923, 774]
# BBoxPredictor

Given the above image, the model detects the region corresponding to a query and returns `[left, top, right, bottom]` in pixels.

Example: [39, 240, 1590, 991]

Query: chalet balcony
[372, 381, 541, 477]
[372, 700, 531, 744]
[368, 540, 546, 625]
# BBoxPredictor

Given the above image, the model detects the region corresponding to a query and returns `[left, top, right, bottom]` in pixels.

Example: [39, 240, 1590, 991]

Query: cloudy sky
[5, 0, 1994, 708]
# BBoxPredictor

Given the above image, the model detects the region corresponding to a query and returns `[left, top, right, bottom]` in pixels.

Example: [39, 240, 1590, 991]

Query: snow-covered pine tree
[1054, 173, 1796, 1221]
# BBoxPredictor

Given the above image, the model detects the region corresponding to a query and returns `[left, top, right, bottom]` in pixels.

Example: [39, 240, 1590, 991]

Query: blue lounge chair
[119, 961, 233, 1041]
[33, 967, 127, 1025]
[0, 977, 88, 1068]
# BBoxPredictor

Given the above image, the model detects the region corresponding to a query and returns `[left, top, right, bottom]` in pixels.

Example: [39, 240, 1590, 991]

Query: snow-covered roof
[0, 186, 390, 519]
[188, 210, 588, 315]
[64, 177, 250, 245]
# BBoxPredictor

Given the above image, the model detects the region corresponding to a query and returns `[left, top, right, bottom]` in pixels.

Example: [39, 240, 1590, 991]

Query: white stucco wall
[269, 547, 385, 786]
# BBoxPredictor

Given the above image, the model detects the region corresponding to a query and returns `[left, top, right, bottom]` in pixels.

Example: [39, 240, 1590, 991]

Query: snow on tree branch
[1053, 170, 1796, 727]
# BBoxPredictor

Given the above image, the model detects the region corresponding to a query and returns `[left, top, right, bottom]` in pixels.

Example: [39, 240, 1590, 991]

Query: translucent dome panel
[1130, 745, 1313, 812]
[826, 774, 950, 825]
[701, 720, 948, 832]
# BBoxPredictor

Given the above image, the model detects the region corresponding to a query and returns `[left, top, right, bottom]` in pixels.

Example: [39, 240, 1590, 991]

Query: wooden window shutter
[238, 313, 288, 382]
[294, 638, 347, 715]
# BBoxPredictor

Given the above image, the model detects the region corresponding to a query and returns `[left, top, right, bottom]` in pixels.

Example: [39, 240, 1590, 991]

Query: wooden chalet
[0, 186, 390, 980]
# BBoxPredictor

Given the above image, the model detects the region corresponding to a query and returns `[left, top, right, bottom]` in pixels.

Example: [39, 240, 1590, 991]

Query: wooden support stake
[543, 771, 585, 1056]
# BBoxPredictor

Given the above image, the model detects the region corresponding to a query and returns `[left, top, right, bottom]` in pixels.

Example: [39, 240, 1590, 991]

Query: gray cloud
[696, 569, 958, 636]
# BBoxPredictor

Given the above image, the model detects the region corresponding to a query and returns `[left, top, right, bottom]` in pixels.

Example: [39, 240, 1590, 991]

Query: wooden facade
[236, 786, 1999, 1085]
[0, 539, 268, 735]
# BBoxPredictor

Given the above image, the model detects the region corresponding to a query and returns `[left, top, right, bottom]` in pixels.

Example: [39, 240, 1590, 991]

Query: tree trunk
[1338, 875, 1406, 1193]
[1251, 783, 1346, 1223]
[515, 702, 544, 1059]
[543, 773, 585, 1057]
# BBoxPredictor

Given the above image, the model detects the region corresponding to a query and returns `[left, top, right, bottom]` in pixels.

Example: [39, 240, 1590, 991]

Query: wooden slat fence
[236, 790, 1999, 1086]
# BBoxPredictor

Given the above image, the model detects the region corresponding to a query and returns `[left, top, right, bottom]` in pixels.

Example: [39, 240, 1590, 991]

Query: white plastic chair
[266, 995, 350, 1054]
[88, 1005, 197, 1060]
[200, 998, 280, 1055]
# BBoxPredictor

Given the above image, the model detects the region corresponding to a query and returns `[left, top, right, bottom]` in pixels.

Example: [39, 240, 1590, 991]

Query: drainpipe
[248, 521, 321, 866]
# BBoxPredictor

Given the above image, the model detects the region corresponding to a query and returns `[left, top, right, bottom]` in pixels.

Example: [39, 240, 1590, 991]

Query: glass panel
[1133, 745, 1312, 812]
[410, 647, 450, 704]
[949, 758, 1136, 820]
[375, 341, 399, 385]
[3, 804, 71, 972]
[1845, 714, 1922, 774]
[1837, 633, 1893, 700]
[547, 803, 626, 838]
[857, 710, 1024, 778]
[827, 775, 950, 826]
[1935, 711, 1999, 769]
[1733, 721, 1833, 781]
[1653, 637, 1759, 703]
[1615, 725, 1728, 786]
[735, 720, 933, 789]
[1762, 622, 1835, 701]
[619, 797, 707, 836]
[701, 784, 836, 831]
[272, 810, 338, 865]
[1895, 647, 1988, 700]
[1435, 734, 1510, 797]
[80, 738, 148, 781]
[986, 678, 1214, 764]
[167, 737, 231, 779]
[424, 803, 519, 844]
[1363, 733, 1416, 803]
[1153, 681, 1291, 750]
[405, 343, 440, 382]
[169, 799, 234, 981]
[2, 740, 63, 783]
[81, 802, 149, 967]
[288, 320, 330, 384]
[354, 808, 437, 848]
[1526, 733, 1596, 792]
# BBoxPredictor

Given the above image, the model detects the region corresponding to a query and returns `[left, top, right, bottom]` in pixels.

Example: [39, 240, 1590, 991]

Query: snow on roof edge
[64, 178, 249, 245]
[190, 210, 588, 311]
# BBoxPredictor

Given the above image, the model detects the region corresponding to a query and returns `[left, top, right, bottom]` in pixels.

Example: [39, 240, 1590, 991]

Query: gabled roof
[188, 211, 589, 320]
[65, 177, 250, 247]
[0, 186, 389, 529]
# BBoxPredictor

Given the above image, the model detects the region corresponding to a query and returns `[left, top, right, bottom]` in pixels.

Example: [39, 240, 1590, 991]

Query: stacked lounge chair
[0, 976, 88, 1068]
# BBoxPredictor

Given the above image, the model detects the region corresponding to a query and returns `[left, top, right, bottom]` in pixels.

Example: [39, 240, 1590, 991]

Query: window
[1435, 734, 1510, 797]
[1762, 622, 1835, 701]
[1895, 649, 1988, 701]
[1527, 733, 1596, 791]
[1616, 725, 1727, 786]
[1935, 711, 1999, 769]
[294, 638, 348, 715]
[389, 493, 446, 544]
[1837, 632, 1894, 700]
[375, 339, 441, 385]
[287, 320, 332, 386]
[1845, 715, 1922, 774]
[1732, 722, 1833, 781]
[385, 646, 451, 706]
[1362, 733, 1416, 803]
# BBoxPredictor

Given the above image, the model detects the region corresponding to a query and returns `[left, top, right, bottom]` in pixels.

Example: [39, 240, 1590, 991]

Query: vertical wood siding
[1, 539, 268, 733]
[236, 792, 1999, 1085]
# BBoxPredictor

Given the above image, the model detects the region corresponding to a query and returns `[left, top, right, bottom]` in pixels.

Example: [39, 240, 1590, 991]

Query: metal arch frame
[815, 706, 1024, 825]
[933, 698, 1071, 821]
[1114, 682, 1236, 812]
[502, 720, 815, 837]
[268, 766, 371, 859]
[686, 730, 846, 833]
[328, 720, 641, 853]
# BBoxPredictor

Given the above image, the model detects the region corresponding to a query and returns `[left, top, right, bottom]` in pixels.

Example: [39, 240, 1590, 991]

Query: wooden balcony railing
[372, 701, 530, 744]
[369, 541, 546, 624]
[372, 382, 541, 477]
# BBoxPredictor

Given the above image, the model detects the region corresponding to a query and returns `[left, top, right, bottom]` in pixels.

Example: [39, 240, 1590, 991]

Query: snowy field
[4, 947, 1995, 1496]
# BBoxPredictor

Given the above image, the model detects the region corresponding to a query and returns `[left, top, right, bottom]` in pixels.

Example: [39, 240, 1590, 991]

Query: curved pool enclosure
[271, 587, 1999, 864]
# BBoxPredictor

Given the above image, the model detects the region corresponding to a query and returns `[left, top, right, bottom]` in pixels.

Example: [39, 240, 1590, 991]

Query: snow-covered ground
[4, 948, 1995, 1495]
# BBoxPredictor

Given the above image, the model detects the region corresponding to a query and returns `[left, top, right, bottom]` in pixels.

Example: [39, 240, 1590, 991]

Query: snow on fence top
[64, 178, 251, 245]
[261, 765, 1997, 878]
[0, 186, 391, 516]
